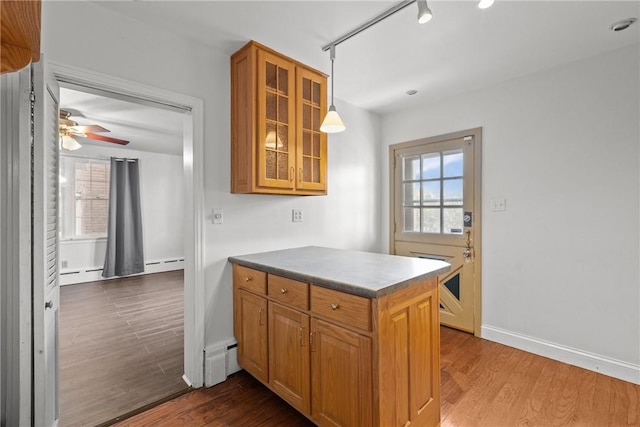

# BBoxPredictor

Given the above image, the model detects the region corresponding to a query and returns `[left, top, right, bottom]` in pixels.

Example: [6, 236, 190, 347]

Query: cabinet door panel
[410, 293, 440, 420]
[237, 290, 269, 383]
[257, 50, 296, 189]
[269, 302, 310, 415]
[311, 319, 372, 427]
[296, 67, 327, 191]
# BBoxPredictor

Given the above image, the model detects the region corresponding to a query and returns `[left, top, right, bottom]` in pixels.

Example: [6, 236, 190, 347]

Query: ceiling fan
[59, 109, 130, 151]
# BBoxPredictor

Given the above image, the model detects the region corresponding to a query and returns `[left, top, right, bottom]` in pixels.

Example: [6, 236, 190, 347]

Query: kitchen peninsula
[229, 246, 450, 427]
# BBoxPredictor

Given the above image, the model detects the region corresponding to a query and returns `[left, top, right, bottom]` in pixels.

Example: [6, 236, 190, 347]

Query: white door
[391, 129, 482, 335]
[31, 59, 61, 427]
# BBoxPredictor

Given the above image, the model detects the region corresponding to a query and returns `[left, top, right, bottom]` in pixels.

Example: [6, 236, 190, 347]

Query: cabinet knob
[330, 303, 339, 311]
[280, 288, 288, 294]
[244, 276, 252, 282]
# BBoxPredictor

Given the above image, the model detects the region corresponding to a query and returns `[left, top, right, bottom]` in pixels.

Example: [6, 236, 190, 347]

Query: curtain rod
[322, 0, 416, 51]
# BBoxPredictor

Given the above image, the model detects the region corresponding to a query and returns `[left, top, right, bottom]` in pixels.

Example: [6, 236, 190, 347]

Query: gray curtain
[102, 157, 144, 278]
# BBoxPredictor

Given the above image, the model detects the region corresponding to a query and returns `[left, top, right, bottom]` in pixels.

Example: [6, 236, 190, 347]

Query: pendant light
[320, 45, 345, 134]
[417, 0, 433, 24]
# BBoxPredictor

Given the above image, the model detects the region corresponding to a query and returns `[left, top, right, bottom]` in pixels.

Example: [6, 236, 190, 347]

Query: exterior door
[390, 129, 482, 334]
[32, 59, 61, 427]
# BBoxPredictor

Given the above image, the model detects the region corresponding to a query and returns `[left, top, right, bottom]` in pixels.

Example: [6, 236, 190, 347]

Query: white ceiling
[62, 1, 638, 154]
[92, 0, 639, 114]
[59, 87, 184, 156]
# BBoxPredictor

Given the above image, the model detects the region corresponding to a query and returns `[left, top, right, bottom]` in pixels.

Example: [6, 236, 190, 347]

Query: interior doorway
[40, 63, 206, 426]
[56, 84, 189, 425]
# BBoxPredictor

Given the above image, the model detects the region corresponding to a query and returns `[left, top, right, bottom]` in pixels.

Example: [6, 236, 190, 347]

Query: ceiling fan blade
[84, 133, 130, 145]
[70, 124, 110, 134]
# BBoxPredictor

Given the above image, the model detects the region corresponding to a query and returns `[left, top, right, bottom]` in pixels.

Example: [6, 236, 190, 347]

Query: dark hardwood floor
[113, 326, 640, 427]
[59, 270, 189, 427]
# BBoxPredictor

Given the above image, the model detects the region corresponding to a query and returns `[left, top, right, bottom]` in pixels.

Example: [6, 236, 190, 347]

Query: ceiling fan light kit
[60, 134, 82, 151]
[58, 109, 130, 150]
[320, 0, 494, 132]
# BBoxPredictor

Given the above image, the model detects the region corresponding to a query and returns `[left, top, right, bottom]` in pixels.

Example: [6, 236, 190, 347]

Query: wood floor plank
[59, 270, 188, 427]
[112, 325, 640, 427]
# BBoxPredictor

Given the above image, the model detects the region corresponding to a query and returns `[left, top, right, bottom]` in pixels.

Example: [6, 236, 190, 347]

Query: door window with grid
[402, 149, 464, 235]
[59, 156, 110, 239]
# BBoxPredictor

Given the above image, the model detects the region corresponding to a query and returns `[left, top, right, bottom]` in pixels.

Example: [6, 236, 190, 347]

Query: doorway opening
[45, 63, 205, 425]
[389, 128, 482, 336]
[57, 84, 190, 425]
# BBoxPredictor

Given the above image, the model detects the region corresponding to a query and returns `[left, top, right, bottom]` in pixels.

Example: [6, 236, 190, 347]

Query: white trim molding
[204, 340, 241, 388]
[482, 325, 640, 385]
[48, 62, 206, 388]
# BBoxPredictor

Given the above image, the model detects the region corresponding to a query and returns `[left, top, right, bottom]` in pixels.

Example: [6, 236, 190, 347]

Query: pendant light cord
[329, 45, 336, 107]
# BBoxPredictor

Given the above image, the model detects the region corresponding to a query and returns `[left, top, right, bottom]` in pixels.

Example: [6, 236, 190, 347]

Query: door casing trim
[389, 127, 482, 336]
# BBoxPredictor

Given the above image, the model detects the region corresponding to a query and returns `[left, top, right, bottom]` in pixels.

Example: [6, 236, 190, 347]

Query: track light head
[478, 0, 494, 9]
[417, 0, 432, 24]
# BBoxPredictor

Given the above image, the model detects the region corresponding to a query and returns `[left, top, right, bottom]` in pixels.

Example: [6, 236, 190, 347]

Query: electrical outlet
[61, 260, 68, 268]
[292, 209, 303, 222]
[491, 198, 506, 212]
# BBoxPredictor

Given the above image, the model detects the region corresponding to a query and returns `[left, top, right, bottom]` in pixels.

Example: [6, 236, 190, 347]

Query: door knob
[45, 300, 53, 309]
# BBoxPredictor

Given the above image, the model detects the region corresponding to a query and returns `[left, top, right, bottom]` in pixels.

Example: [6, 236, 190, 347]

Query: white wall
[381, 45, 640, 382]
[42, 0, 382, 359]
[59, 144, 184, 283]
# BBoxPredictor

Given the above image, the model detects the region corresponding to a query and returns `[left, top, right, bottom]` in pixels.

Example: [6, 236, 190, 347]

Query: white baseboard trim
[59, 257, 185, 285]
[481, 325, 640, 385]
[204, 340, 239, 387]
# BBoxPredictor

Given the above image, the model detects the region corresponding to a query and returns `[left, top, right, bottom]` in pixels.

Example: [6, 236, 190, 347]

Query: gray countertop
[228, 246, 451, 298]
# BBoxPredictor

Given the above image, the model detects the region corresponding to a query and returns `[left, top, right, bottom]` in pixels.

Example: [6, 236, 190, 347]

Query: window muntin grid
[401, 149, 464, 235]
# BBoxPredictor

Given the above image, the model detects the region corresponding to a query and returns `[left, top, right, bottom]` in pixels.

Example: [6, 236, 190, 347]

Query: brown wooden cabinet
[231, 41, 328, 195]
[232, 261, 442, 427]
[1, 0, 41, 75]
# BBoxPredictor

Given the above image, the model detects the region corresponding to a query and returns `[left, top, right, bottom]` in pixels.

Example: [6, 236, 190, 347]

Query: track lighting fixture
[477, 0, 494, 9]
[320, 45, 346, 134]
[417, 0, 433, 24]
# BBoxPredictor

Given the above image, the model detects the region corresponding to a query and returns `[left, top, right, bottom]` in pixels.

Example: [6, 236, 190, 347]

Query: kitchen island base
[230, 247, 449, 427]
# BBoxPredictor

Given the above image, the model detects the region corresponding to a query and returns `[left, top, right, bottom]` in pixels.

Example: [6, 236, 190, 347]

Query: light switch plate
[213, 208, 223, 224]
[491, 198, 506, 212]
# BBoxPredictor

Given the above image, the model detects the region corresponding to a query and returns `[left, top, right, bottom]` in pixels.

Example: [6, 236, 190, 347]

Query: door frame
[389, 127, 483, 336]
[49, 62, 206, 386]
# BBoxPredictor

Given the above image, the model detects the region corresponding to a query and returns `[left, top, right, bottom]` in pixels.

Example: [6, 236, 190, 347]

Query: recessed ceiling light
[406, 90, 418, 96]
[610, 18, 637, 32]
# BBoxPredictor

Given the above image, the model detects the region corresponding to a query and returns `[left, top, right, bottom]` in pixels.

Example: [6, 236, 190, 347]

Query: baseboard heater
[60, 257, 185, 286]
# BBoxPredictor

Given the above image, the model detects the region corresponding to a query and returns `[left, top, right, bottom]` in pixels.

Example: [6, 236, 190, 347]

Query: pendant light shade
[417, 0, 433, 24]
[320, 105, 345, 133]
[61, 134, 82, 151]
[320, 45, 345, 134]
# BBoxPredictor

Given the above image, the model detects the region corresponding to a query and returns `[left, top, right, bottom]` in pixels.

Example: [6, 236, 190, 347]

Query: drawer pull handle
[330, 303, 340, 311]
[280, 288, 288, 294]
[244, 276, 252, 282]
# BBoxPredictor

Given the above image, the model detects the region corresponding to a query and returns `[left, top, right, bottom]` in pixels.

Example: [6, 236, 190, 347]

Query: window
[59, 156, 110, 239]
[401, 149, 464, 235]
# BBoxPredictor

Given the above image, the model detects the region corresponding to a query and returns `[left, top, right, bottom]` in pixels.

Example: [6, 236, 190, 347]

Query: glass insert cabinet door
[296, 67, 327, 191]
[257, 50, 296, 189]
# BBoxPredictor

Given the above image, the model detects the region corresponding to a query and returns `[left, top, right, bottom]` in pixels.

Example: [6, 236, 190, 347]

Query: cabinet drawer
[310, 286, 371, 331]
[234, 265, 267, 295]
[268, 274, 309, 310]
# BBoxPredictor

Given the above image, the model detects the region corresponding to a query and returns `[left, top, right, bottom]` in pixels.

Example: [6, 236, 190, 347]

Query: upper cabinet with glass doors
[231, 41, 328, 195]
